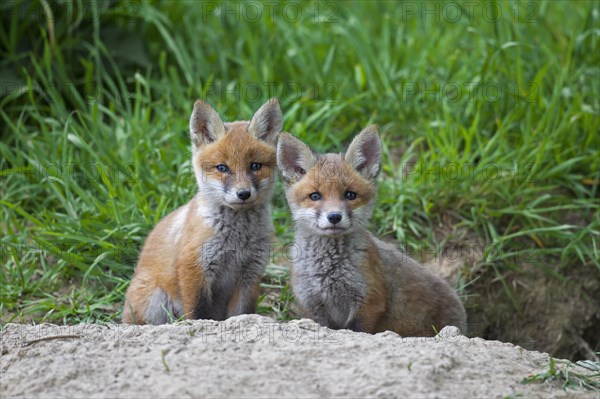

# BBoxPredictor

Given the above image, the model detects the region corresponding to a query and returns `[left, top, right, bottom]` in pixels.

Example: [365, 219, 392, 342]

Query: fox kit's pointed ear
[345, 125, 382, 180]
[248, 98, 283, 145]
[277, 133, 317, 184]
[189, 100, 226, 147]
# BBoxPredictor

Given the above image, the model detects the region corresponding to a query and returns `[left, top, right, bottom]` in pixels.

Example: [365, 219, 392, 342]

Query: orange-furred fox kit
[122, 99, 282, 324]
[277, 126, 467, 336]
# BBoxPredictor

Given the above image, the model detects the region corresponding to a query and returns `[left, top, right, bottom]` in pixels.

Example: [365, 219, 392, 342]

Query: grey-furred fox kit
[277, 126, 467, 336]
[122, 99, 282, 324]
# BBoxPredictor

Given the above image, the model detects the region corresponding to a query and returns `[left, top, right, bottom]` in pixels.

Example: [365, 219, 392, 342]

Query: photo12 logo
[400, 81, 539, 104]
[3, 1, 141, 24]
[200, 81, 339, 104]
[5, 324, 143, 346]
[399, 1, 539, 24]
[1, 80, 137, 107]
[200, 1, 339, 23]
[190, 320, 341, 344]
[401, 161, 538, 184]
[1, 162, 139, 185]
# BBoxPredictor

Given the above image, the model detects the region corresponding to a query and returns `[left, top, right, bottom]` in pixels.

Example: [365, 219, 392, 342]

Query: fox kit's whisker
[277, 126, 467, 336]
[122, 99, 283, 325]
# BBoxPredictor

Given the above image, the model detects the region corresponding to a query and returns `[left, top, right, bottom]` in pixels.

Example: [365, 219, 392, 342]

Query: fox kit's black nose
[237, 189, 251, 201]
[327, 212, 342, 225]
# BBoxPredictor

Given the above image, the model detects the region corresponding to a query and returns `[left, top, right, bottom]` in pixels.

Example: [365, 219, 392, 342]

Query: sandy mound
[1, 315, 596, 398]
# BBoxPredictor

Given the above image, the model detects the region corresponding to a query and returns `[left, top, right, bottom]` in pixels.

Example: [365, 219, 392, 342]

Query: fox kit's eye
[250, 162, 262, 171]
[309, 192, 322, 201]
[345, 191, 357, 200]
[216, 164, 230, 173]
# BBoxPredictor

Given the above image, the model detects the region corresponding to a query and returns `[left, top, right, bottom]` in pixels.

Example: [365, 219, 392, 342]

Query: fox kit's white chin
[226, 200, 256, 210]
[317, 226, 349, 236]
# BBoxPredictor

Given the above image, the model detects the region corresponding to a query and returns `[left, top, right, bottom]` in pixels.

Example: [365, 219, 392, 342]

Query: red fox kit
[277, 126, 467, 336]
[122, 99, 282, 324]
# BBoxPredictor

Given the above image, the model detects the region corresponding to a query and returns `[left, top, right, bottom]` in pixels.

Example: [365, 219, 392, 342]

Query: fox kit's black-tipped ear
[248, 98, 283, 145]
[277, 133, 317, 184]
[345, 125, 382, 180]
[189, 100, 226, 147]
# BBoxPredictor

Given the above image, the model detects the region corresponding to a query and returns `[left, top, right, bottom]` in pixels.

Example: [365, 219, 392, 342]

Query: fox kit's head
[190, 98, 282, 210]
[277, 126, 382, 236]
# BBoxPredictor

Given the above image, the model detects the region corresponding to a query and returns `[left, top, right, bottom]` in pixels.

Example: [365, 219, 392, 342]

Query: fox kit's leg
[310, 308, 333, 328]
[179, 258, 248, 321]
[354, 246, 387, 333]
[177, 256, 235, 321]
[177, 256, 209, 319]
[194, 280, 235, 320]
[298, 298, 331, 328]
[292, 279, 335, 328]
[228, 255, 268, 316]
[228, 279, 261, 316]
[354, 291, 386, 333]
[173, 225, 230, 320]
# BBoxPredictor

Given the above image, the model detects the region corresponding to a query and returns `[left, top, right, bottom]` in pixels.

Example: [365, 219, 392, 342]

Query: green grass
[522, 357, 600, 391]
[1, 0, 598, 359]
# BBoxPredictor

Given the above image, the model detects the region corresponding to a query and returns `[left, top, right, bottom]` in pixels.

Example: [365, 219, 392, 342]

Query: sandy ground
[1, 315, 596, 398]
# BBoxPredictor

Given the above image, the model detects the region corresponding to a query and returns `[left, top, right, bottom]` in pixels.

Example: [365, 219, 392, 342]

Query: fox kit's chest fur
[292, 233, 369, 329]
[198, 203, 272, 289]
[175, 195, 274, 321]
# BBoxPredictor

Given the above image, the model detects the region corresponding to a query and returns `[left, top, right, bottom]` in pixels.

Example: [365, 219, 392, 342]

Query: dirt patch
[468, 261, 600, 362]
[418, 226, 600, 362]
[1, 315, 596, 398]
